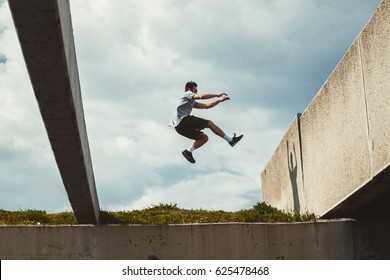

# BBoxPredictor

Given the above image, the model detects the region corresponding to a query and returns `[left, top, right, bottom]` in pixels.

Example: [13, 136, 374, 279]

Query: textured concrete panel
[303, 0, 390, 218]
[261, 0, 389, 218]
[300, 40, 371, 215]
[8, 0, 99, 223]
[261, 115, 306, 213]
[360, 0, 390, 175]
[3, 221, 389, 260]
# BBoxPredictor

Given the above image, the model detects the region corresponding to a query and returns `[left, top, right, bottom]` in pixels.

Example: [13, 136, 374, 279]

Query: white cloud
[0, 0, 382, 212]
[117, 171, 257, 211]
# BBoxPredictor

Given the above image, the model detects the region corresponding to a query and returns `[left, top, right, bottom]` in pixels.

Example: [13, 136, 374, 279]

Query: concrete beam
[8, 0, 100, 224]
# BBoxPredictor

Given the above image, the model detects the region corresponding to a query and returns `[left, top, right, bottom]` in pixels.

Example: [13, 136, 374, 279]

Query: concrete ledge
[8, 0, 99, 223]
[1, 221, 389, 260]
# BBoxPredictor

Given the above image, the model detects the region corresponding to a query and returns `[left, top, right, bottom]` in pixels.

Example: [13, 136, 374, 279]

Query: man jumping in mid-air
[171, 81, 243, 163]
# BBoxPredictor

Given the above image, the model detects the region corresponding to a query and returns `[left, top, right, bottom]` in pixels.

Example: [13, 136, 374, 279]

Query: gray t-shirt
[170, 91, 199, 127]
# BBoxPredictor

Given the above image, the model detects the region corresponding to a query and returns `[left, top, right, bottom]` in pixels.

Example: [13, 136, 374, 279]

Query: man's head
[185, 81, 198, 93]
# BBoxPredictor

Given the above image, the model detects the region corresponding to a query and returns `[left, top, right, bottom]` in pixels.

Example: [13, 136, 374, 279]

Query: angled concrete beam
[9, 0, 100, 224]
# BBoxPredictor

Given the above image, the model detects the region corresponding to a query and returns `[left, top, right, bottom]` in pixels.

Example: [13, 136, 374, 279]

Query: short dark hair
[185, 81, 197, 92]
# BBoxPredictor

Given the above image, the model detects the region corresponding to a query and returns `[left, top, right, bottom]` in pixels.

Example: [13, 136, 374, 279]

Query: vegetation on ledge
[0, 202, 317, 225]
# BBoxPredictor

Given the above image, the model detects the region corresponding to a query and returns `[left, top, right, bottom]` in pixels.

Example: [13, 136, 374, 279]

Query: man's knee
[199, 133, 209, 142]
[206, 120, 214, 128]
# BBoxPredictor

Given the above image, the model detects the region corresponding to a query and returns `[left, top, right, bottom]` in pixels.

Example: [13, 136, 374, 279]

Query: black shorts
[175, 116, 209, 140]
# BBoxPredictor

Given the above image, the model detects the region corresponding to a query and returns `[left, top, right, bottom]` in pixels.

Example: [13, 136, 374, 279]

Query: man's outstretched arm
[193, 95, 230, 109]
[193, 93, 227, 100]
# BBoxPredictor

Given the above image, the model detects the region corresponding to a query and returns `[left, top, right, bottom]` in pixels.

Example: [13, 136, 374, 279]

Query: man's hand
[194, 93, 230, 109]
[219, 94, 230, 102]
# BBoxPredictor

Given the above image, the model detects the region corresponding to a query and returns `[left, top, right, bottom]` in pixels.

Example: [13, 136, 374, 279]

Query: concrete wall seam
[358, 37, 375, 179]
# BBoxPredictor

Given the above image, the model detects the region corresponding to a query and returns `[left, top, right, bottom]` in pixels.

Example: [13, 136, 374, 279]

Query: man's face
[191, 86, 198, 93]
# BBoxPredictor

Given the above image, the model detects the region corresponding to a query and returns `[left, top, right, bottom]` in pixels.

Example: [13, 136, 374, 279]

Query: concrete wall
[1, 220, 389, 260]
[361, 0, 390, 176]
[300, 39, 371, 215]
[261, 0, 390, 217]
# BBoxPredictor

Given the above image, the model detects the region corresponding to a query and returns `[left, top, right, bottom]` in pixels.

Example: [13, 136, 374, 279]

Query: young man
[171, 81, 243, 163]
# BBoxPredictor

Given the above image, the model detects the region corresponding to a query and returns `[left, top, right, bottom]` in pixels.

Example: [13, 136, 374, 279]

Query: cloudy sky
[0, 0, 382, 213]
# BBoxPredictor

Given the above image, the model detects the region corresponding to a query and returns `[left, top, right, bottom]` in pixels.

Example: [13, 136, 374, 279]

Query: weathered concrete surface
[261, 0, 389, 218]
[261, 115, 306, 213]
[326, 0, 390, 218]
[1, 220, 389, 260]
[300, 40, 371, 216]
[8, 0, 99, 224]
[361, 0, 390, 176]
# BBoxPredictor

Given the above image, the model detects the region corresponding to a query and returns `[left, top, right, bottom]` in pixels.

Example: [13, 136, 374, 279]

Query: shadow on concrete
[287, 140, 300, 213]
[99, 211, 122, 224]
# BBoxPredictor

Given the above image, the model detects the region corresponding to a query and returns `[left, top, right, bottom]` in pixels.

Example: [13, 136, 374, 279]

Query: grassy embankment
[0, 202, 317, 225]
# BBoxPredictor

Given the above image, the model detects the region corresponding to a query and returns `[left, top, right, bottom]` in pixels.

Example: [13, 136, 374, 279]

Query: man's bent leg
[182, 133, 208, 164]
[206, 120, 243, 146]
[193, 133, 208, 149]
[206, 121, 225, 138]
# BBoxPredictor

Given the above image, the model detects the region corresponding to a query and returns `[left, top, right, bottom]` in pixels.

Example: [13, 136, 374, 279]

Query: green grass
[0, 202, 317, 225]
